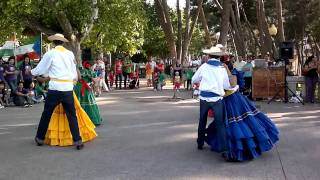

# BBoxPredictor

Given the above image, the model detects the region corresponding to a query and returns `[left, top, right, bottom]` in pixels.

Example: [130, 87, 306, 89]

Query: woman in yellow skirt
[44, 92, 97, 146]
[36, 77, 97, 146]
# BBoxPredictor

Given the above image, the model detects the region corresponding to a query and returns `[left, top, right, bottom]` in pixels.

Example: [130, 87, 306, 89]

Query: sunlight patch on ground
[160, 132, 196, 144]
[96, 100, 118, 105]
[175, 105, 198, 109]
[0, 123, 36, 128]
[268, 110, 320, 118]
[119, 121, 180, 129]
[95, 96, 120, 101]
[134, 96, 171, 99]
[108, 91, 144, 95]
[172, 99, 198, 105]
[0, 132, 11, 135]
[168, 123, 195, 129]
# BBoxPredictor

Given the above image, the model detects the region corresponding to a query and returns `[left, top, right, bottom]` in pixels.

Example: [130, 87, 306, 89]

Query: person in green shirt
[34, 80, 48, 100]
[123, 56, 133, 89]
[158, 72, 166, 91]
[185, 67, 193, 90]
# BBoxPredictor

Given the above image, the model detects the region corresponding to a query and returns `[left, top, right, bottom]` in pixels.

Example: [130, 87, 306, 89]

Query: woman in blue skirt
[205, 63, 280, 162]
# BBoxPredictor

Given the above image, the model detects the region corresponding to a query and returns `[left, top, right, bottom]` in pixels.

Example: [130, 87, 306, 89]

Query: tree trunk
[256, 0, 267, 56]
[154, 0, 177, 66]
[199, 5, 212, 47]
[230, 6, 245, 57]
[72, 39, 82, 64]
[218, 0, 232, 46]
[181, 0, 191, 66]
[187, 0, 202, 45]
[241, 7, 261, 54]
[259, 0, 274, 57]
[177, 0, 182, 64]
[276, 0, 285, 42]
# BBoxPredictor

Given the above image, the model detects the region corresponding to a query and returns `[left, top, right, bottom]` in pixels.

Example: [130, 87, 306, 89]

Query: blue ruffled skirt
[205, 91, 279, 161]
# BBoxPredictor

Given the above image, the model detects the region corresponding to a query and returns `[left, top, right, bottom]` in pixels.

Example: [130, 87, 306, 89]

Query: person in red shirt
[156, 60, 165, 73]
[114, 58, 123, 89]
[108, 70, 115, 88]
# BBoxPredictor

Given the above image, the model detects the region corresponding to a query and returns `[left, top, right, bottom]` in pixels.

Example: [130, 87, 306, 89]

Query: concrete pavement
[0, 88, 319, 180]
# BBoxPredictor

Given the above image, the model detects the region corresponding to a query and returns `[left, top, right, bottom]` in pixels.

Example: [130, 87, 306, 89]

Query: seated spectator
[29, 81, 44, 103]
[14, 81, 32, 107]
[34, 80, 48, 101]
[0, 81, 7, 108]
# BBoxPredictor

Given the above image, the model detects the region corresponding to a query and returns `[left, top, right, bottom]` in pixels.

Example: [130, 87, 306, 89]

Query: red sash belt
[80, 79, 91, 96]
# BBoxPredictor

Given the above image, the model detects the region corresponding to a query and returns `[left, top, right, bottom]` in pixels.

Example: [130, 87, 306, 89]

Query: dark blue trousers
[36, 90, 82, 143]
[198, 99, 227, 152]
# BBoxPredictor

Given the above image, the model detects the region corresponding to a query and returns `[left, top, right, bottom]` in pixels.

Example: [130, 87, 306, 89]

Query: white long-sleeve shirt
[192, 59, 231, 102]
[31, 46, 77, 91]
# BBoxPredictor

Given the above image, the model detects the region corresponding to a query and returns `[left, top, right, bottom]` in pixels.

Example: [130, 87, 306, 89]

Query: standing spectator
[123, 56, 133, 89]
[19, 54, 33, 89]
[173, 63, 182, 85]
[97, 59, 109, 92]
[303, 56, 319, 103]
[157, 59, 165, 72]
[174, 71, 181, 92]
[233, 56, 246, 71]
[185, 67, 193, 90]
[115, 58, 123, 89]
[145, 60, 153, 87]
[4, 56, 18, 92]
[170, 65, 174, 79]
[104, 59, 110, 91]
[92, 60, 102, 96]
[158, 71, 166, 91]
[14, 81, 32, 107]
[153, 70, 159, 91]
[108, 70, 115, 89]
[242, 58, 254, 99]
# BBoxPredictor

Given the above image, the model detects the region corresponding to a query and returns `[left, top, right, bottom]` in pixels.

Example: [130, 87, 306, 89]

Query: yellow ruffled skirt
[44, 93, 98, 146]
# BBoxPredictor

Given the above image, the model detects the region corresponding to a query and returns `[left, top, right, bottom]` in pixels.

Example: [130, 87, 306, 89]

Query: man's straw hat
[202, 46, 225, 56]
[48, 33, 69, 42]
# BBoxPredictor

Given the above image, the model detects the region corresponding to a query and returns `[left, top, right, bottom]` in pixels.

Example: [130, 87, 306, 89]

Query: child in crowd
[14, 81, 32, 107]
[108, 70, 114, 89]
[174, 71, 181, 92]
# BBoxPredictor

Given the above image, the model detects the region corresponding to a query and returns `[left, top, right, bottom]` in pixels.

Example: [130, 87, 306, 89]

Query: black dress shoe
[35, 137, 44, 146]
[76, 144, 84, 150]
[197, 145, 203, 150]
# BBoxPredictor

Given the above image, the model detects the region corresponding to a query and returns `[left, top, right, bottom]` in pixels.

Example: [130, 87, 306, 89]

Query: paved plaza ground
[0, 87, 320, 180]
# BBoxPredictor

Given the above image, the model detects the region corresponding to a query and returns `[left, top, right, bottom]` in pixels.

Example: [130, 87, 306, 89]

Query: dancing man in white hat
[31, 33, 84, 150]
[192, 45, 230, 154]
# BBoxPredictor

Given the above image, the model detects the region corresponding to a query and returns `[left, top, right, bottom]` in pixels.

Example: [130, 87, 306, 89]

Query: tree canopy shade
[0, 0, 147, 62]
[1, 0, 320, 67]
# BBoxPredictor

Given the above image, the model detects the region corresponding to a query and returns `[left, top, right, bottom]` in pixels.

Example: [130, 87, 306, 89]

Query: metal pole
[40, 32, 43, 61]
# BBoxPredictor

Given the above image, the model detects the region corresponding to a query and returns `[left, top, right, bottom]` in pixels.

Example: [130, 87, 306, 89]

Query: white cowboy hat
[202, 46, 225, 56]
[48, 33, 69, 42]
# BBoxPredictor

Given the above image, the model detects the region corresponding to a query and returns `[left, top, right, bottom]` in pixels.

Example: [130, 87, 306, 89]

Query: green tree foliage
[0, 0, 147, 58]
[142, 3, 169, 57]
[84, 0, 146, 55]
